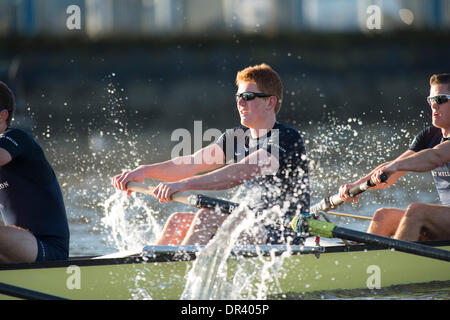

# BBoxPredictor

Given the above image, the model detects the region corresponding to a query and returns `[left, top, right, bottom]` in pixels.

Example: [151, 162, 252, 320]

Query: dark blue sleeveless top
[215, 122, 310, 217]
[0, 128, 69, 254]
[409, 126, 450, 205]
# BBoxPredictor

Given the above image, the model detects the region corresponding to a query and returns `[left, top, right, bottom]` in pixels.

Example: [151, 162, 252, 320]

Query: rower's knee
[372, 208, 391, 222]
[0, 226, 38, 263]
[193, 209, 212, 225]
[168, 212, 193, 224]
[404, 203, 426, 223]
[193, 209, 226, 228]
[158, 212, 195, 245]
[368, 208, 406, 237]
[165, 212, 194, 230]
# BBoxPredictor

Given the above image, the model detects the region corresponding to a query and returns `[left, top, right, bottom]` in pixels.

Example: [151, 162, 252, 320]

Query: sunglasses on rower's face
[235, 92, 273, 103]
[427, 94, 450, 106]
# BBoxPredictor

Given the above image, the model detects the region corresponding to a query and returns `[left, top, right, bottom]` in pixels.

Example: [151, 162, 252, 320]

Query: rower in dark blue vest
[0, 81, 69, 263]
[112, 64, 310, 246]
[338, 74, 450, 242]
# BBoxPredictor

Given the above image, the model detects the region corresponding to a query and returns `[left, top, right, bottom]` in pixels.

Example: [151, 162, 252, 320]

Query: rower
[339, 73, 450, 242]
[0, 82, 69, 263]
[112, 63, 310, 246]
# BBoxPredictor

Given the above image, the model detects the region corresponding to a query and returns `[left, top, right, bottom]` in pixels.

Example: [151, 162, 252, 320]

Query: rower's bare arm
[391, 141, 450, 173]
[140, 143, 226, 182]
[112, 144, 225, 191]
[0, 148, 12, 166]
[181, 149, 279, 191]
[352, 150, 415, 189]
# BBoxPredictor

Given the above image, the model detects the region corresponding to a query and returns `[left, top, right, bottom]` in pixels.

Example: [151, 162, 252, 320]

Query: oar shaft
[310, 173, 388, 214]
[0, 282, 68, 300]
[295, 217, 450, 262]
[332, 226, 450, 262]
[327, 211, 373, 220]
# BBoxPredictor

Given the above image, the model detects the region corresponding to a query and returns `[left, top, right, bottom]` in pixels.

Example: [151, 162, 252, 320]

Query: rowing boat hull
[1, 241, 449, 300]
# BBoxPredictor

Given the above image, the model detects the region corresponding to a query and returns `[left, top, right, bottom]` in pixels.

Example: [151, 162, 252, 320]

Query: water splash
[180, 199, 292, 300]
[100, 191, 163, 252]
[303, 116, 435, 231]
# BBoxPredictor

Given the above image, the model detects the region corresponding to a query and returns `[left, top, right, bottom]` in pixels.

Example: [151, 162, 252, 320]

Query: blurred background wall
[0, 0, 449, 135]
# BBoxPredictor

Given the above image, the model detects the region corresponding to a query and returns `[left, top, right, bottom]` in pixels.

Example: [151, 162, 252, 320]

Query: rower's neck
[0, 123, 7, 134]
[442, 128, 450, 139]
[249, 118, 276, 138]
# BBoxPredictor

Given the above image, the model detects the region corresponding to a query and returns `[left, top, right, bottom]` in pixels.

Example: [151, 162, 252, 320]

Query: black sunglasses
[235, 92, 273, 103]
[427, 94, 450, 106]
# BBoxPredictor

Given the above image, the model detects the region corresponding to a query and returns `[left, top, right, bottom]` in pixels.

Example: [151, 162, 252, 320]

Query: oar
[0, 282, 69, 300]
[290, 214, 450, 262]
[127, 182, 450, 261]
[327, 211, 372, 220]
[126, 182, 239, 214]
[127, 183, 373, 220]
[310, 173, 388, 215]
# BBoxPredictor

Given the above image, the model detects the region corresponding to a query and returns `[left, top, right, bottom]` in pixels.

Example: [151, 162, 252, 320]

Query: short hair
[236, 63, 283, 114]
[430, 73, 450, 91]
[0, 81, 15, 126]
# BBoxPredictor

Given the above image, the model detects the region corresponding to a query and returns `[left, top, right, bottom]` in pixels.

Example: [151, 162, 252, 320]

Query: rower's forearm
[139, 156, 207, 182]
[393, 149, 444, 173]
[181, 163, 260, 191]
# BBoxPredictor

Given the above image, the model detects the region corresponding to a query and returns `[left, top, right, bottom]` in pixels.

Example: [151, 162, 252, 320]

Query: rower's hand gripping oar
[310, 173, 389, 216]
[126, 181, 239, 214]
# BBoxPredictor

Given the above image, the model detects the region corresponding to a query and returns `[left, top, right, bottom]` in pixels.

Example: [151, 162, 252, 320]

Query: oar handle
[125, 182, 238, 214]
[125, 181, 192, 205]
[310, 173, 388, 214]
[194, 194, 239, 214]
[348, 173, 387, 197]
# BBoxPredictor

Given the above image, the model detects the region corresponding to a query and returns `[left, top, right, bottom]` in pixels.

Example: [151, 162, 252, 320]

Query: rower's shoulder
[419, 126, 441, 136]
[415, 126, 442, 143]
[2, 127, 23, 135]
[274, 122, 304, 140]
[215, 125, 249, 144]
[0, 127, 33, 143]
[222, 125, 249, 134]
[409, 126, 442, 151]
